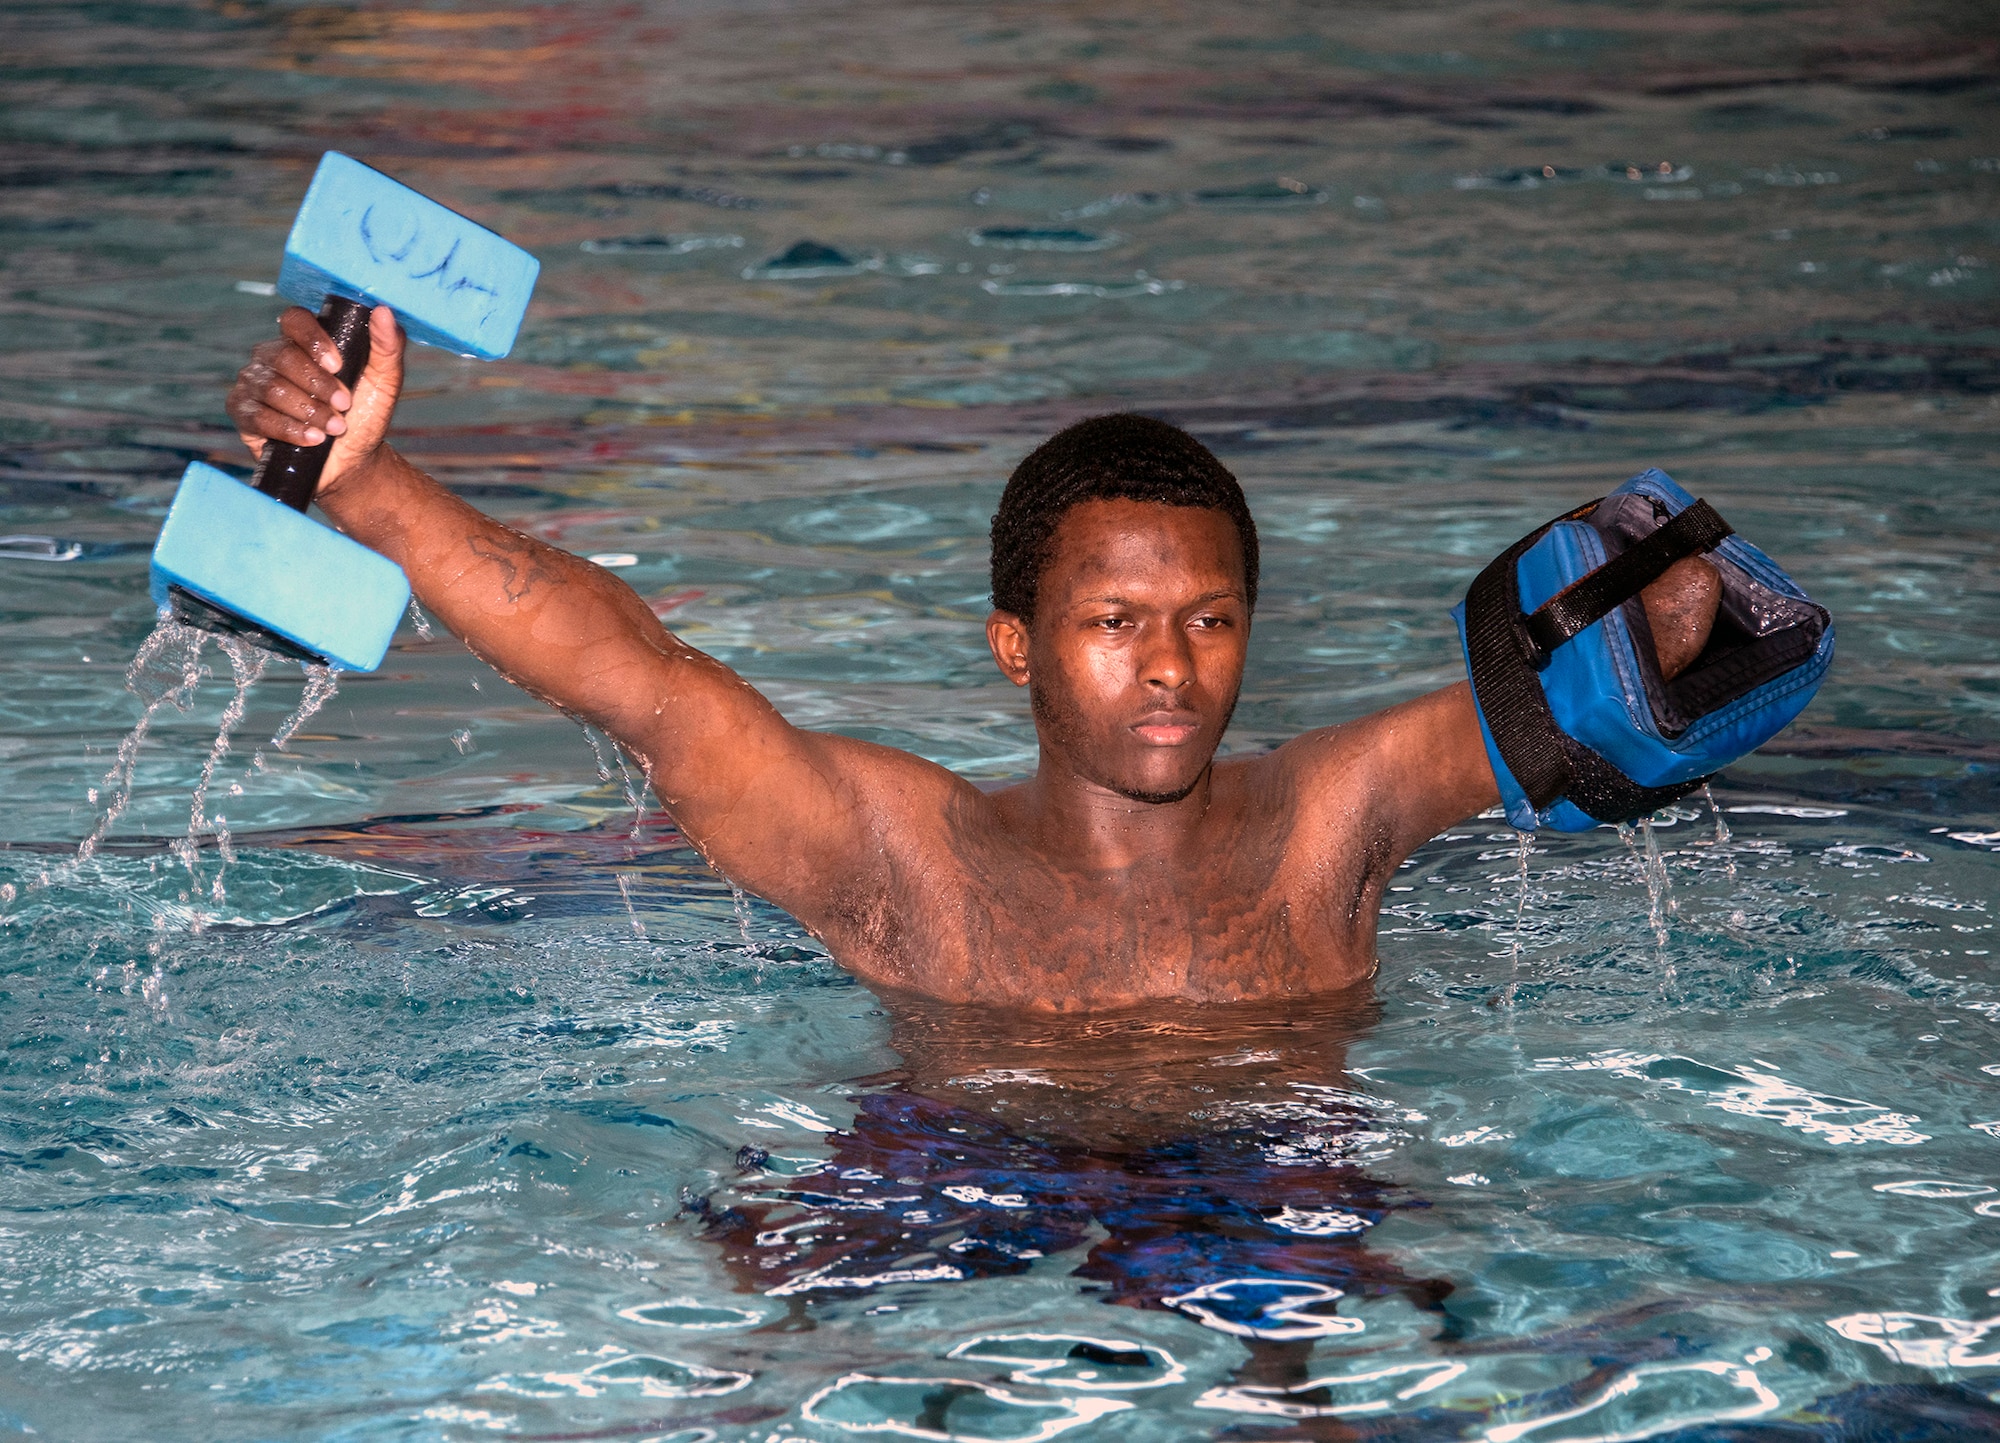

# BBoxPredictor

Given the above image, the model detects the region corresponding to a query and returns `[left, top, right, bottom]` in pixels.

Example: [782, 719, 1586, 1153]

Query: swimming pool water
[2, 2, 1998, 1438]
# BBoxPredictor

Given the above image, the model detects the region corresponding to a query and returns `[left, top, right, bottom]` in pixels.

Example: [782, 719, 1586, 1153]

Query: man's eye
[1191, 614, 1228, 629]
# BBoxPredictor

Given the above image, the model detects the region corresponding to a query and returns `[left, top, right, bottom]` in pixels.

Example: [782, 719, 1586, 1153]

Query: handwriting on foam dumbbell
[357, 204, 501, 304]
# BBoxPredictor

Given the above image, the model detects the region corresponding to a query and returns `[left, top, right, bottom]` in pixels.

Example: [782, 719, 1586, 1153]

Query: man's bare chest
[839, 816, 1376, 1008]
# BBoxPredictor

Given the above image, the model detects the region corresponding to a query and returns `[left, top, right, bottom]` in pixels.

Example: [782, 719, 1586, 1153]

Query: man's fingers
[276, 306, 343, 372]
[230, 399, 329, 449]
[268, 343, 350, 414]
[228, 357, 339, 438]
[265, 373, 346, 434]
[230, 305, 402, 476]
[368, 305, 403, 359]
[357, 306, 405, 394]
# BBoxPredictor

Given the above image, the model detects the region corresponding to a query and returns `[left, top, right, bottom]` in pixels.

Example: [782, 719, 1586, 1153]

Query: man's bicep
[604, 648, 943, 914]
[1369, 683, 1503, 864]
[1281, 683, 1502, 885]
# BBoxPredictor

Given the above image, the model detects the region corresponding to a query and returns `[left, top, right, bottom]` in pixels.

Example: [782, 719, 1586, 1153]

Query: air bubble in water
[450, 728, 473, 754]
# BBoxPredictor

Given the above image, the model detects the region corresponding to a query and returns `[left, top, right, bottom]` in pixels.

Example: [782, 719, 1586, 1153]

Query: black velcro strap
[1463, 499, 1720, 823]
[1523, 499, 1733, 664]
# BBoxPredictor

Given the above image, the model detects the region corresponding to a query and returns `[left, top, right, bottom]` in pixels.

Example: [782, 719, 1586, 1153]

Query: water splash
[575, 718, 616, 783]
[1702, 784, 1731, 846]
[407, 598, 435, 641]
[172, 635, 271, 902]
[573, 719, 649, 834]
[1508, 829, 1533, 964]
[270, 663, 339, 750]
[610, 744, 647, 835]
[75, 615, 208, 867]
[730, 882, 756, 953]
[634, 755, 656, 839]
[1701, 782, 1739, 883]
[615, 872, 647, 939]
[1617, 817, 1673, 947]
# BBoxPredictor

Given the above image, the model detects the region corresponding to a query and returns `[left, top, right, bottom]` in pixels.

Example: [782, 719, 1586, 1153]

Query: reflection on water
[3, 0, 1999, 1438]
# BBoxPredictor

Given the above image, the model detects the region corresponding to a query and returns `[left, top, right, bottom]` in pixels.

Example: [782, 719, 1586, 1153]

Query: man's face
[987, 498, 1250, 804]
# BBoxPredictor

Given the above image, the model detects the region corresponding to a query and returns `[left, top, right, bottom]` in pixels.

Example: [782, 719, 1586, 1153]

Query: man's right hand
[225, 303, 405, 499]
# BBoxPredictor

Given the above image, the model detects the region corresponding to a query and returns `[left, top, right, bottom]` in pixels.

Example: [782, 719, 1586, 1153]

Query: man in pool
[227, 304, 1723, 1012]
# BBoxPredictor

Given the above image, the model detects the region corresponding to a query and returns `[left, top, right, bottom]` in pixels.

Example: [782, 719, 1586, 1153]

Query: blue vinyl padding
[1452, 468, 1834, 832]
[149, 462, 411, 673]
[275, 152, 539, 360]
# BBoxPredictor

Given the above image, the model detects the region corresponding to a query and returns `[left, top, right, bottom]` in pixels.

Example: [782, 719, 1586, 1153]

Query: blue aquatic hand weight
[151, 152, 539, 670]
[276, 151, 540, 363]
[1452, 469, 1834, 832]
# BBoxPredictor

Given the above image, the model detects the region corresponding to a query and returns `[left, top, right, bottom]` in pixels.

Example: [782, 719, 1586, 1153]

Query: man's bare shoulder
[790, 728, 988, 832]
[1230, 685, 1493, 879]
[1238, 708, 1394, 798]
[1253, 686, 1478, 793]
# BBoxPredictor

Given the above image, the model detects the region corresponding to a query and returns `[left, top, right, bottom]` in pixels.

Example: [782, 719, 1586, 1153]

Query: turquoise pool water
[3, 2, 1999, 1438]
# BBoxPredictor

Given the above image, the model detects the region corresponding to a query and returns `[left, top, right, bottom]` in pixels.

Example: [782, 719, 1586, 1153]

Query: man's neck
[1004, 752, 1219, 873]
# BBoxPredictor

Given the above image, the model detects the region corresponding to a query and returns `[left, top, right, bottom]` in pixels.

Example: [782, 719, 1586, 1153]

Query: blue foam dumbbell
[151, 152, 540, 671]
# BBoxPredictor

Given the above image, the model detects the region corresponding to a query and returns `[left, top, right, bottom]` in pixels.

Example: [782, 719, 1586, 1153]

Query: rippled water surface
[3, 2, 2000, 1439]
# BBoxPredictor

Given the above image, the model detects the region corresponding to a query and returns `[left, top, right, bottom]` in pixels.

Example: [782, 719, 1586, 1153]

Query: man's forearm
[315, 446, 680, 728]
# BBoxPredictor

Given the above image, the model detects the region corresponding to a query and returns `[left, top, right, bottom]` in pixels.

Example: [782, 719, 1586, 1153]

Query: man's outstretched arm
[1277, 553, 1724, 903]
[226, 306, 956, 923]
[1380, 553, 1721, 861]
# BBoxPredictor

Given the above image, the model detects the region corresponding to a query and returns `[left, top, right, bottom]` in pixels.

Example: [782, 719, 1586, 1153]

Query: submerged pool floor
[2, 2, 1999, 1439]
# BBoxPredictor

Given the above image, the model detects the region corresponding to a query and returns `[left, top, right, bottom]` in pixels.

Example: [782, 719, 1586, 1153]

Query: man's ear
[986, 610, 1031, 687]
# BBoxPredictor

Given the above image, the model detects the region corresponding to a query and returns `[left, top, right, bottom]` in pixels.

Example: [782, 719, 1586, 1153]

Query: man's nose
[1136, 619, 1194, 690]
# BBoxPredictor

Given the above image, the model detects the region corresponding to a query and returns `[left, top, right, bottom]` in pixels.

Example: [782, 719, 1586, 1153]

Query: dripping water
[572, 719, 649, 834]
[574, 718, 616, 784]
[1508, 828, 1532, 964]
[1617, 816, 1673, 948]
[615, 872, 647, 940]
[730, 881, 757, 956]
[270, 663, 339, 750]
[636, 756, 656, 841]
[1701, 782, 1738, 883]
[75, 615, 209, 868]
[172, 635, 271, 904]
[610, 745, 646, 836]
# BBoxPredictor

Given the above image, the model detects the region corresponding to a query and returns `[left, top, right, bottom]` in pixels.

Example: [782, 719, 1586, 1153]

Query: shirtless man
[227, 305, 1722, 1012]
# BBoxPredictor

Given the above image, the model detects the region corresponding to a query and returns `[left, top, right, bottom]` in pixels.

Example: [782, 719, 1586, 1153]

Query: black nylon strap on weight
[1522, 500, 1734, 663]
[1463, 498, 1717, 823]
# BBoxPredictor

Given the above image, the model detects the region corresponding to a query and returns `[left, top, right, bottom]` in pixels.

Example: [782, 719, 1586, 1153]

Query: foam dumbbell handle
[250, 295, 372, 512]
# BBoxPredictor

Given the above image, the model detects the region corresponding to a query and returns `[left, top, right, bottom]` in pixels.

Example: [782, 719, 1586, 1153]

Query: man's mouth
[1132, 710, 1202, 746]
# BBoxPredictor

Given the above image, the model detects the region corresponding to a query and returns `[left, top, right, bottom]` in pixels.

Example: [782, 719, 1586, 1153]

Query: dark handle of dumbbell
[251, 295, 372, 513]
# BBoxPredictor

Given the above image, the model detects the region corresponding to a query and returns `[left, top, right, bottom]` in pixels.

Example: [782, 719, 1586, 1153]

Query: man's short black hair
[989, 413, 1259, 621]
